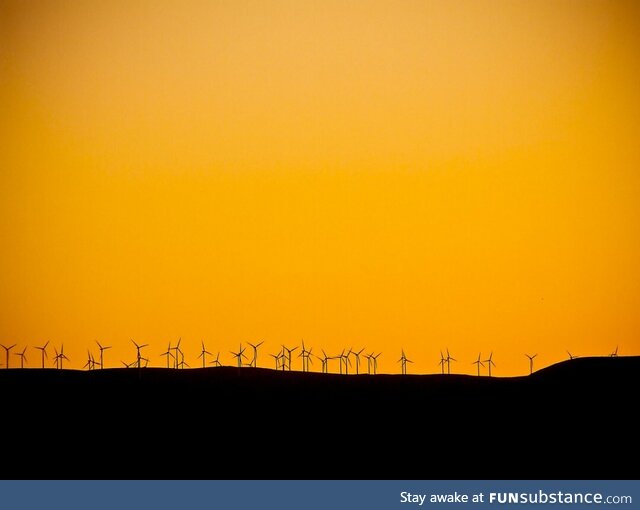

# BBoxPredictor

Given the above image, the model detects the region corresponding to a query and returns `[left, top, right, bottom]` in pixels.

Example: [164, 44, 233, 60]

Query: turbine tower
[281, 345, 298, 371]
[57, 344, 69, 369]
[160, 342, 174, 369]
[84, 350, 98, 370]
[1, 344, 16, 369]
[364, 353, 373, 374]
[53, 346, 60, 369]
[445, 348, 456, 375]
[230, 344, 248, 368]
[339, 348, 353, 375]
[210, 352, 222, 367]
[472, 352, 484, 376]
[15, 347, 27, 368]
[318, 350, 330, 373]
[398, 349, 412, 375]
[298, 340, 313, 372]
[525, 353, 537, 375]
[371, 352, 381, 375]
[96, 341, 112, 369]
[34, 342, 49, 369]
[438, 351, 446, 375]
[352, 348, 365, 375]
[131, 339, 148, 369]
[247, 341, 264, 368]
[483, 351, 496, 377]
[172, 338, 182, 369]
[198, 340, 212, 368]
[269, 350, 283, 370]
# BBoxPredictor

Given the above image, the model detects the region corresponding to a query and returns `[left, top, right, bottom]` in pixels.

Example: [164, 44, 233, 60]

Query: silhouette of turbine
[160, 342, 174, 369]
[610, 346, 619, 357]
[230, 344, 248, 368]
[371, 352, 381, 375]
[56, 344, 69, 369]
[438, 351, 446, 374]
[567, 350, 578, 360]
[1, 344, 16, 369]
[352, 348, 365, 375]
[298, 340, 314, 372]
[34, 341, 49, 369]
[96, 341, 111, 369]
[52, 346, 59, 369]
[178, 350, 189, 369]
[172, 338, 182, 369]
[282, 345, 298, 371]
[445, 348, 456, 375]
[15, 346, 27, 369]
[84, 350, 98, 370]
[269, 350, 283, 370]
[318, 350, 330, 373]
[472, 352, 484, 376]
[364, 353, 373, 374]
[247, 341, 264, 368]
[339, 348, 353, 375]
[525, 353, 537, 375]
[131, 339, 148, 369]
[198, 340, 212, 368]
[483, 351, 496, 377]
[210, 351, 222, 367]
[398, 349, 412, 375]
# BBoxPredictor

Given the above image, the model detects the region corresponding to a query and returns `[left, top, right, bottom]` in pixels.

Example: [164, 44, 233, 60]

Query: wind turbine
[15, 347, 27, 368]
[84, 350, 97, 370]
[247, 341, 264, 368]
[198, 340, 212, 368]
[230, 344, 248, 368]
[483, 351, 496, 377]
[34, 341, 49, 369]
[525, 353, 537, 375]
[371, 352, 381, 375]
[52, 346, 60, 369]
[352, 348, 365, 374]
[172, 338, 182, 369]
[610, 346, 619, 357]
[282, 345, 298, 371]
[298, 340, 313, 372]
[567, 350, 578, 360]
[398, 349, 412, 375]
[131, 339, 148, 369]
[160, 342, 174, 369]
[57, 344, 69, 369]
[438, 351, 446, 375]
[340, 348, 353, 375]
[269, 349, 283, 370]
[210, 351, 222, 367]
[178, 349, 189, 369]
[318, 350, 330, 373]
[96, 341, 111, 369]
[472, 352, 484, 376]
[445, 348, 456, 375]
[1, 344, 16, 369]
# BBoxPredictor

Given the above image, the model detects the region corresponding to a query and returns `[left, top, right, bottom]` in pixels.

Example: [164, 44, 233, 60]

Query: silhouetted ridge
[1, 356, 638, 479]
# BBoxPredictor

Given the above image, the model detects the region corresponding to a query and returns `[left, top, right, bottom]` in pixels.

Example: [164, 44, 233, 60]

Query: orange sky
[1, 0, 639, 375]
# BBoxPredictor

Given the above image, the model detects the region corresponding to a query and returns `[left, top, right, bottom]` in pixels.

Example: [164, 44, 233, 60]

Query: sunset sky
[1, 0, 639, 375]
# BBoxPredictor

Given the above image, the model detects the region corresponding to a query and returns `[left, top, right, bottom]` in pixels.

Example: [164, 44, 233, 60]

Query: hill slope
[1, 356, 638, 479]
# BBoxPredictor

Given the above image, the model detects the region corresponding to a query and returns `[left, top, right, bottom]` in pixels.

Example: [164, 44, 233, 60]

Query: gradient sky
[1, 0, 639, 375]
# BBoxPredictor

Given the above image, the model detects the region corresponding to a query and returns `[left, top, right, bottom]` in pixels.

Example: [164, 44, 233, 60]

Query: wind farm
[0, 337, 635, 378]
